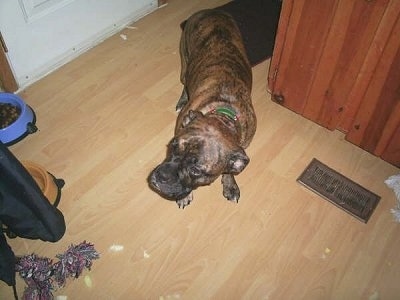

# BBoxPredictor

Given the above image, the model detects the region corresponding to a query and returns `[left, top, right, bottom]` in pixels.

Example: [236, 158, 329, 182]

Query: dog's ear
[180, 20, 187, 30]
[182, 110, 203, 127]
[227, 148, 249, 174]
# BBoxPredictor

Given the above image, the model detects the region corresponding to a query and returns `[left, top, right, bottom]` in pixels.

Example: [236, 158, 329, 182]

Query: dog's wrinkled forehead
[168, 135, 208, 163]
[170, 134, 203, 151]
[169, 133, 226, 172]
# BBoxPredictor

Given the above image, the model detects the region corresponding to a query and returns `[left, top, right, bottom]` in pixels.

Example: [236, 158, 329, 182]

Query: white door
[0, 0, 158, 89]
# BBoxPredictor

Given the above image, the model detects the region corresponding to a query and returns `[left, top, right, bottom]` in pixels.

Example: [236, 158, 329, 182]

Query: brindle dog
[148, 9, 256, 208]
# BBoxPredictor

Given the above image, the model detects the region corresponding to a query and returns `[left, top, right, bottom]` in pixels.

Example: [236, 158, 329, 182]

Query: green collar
[212, 107, 238, 121]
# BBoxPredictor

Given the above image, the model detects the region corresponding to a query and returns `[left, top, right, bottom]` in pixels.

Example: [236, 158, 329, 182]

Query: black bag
[0, 141, 66, 289]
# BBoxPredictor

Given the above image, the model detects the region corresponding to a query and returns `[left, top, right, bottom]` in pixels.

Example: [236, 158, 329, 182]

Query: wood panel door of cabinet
[268, 0, 400, 167]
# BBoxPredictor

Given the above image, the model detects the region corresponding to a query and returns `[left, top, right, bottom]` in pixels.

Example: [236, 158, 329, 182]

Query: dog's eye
[189, 165, 202, 177]
[170, 138, 178, 147]
[169, 138, 179, 153]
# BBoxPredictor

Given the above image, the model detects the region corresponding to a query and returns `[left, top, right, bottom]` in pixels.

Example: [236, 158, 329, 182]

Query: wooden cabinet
[268, 0, 400, 167]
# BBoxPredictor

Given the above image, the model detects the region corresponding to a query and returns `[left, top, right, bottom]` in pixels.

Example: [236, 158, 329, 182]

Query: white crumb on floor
[369, 291, 379, 300]
[109, 244, 124, 252]
[84, 275, 93, 288]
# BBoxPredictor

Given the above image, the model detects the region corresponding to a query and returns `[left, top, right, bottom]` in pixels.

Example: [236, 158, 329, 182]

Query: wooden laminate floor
[1, 0, 400, 299]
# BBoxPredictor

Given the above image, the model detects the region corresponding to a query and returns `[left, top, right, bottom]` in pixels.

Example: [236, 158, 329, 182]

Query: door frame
[0, 31, 18, 92]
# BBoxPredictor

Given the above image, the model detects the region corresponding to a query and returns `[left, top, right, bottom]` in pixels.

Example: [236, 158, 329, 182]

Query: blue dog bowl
[0, 93, 37, 145]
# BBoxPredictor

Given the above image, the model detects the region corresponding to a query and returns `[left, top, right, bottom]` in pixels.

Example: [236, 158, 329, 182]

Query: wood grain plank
[301, 0, 353, 129]
[346, 12, 400, 158]
[272, 0, 337, 113]
[339, 0, 400, 132]
[325, 0, 390, 130]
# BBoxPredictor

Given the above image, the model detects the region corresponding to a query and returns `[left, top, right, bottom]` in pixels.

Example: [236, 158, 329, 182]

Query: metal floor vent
[297, 158, 381, 223]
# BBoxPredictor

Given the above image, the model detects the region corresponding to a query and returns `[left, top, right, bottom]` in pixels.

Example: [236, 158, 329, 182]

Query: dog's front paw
[176, 192, 193, 209]
[222, 174, 240, 203]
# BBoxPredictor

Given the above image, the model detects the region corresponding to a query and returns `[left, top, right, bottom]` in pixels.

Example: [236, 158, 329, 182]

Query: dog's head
[148, 110, 249, 200]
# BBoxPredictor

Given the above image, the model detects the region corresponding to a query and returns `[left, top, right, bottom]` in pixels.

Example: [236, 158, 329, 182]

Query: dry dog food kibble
[0, 103, 21, 129]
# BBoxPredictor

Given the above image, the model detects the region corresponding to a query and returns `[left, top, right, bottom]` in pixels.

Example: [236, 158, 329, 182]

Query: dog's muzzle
[148, 162, 192, 200]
